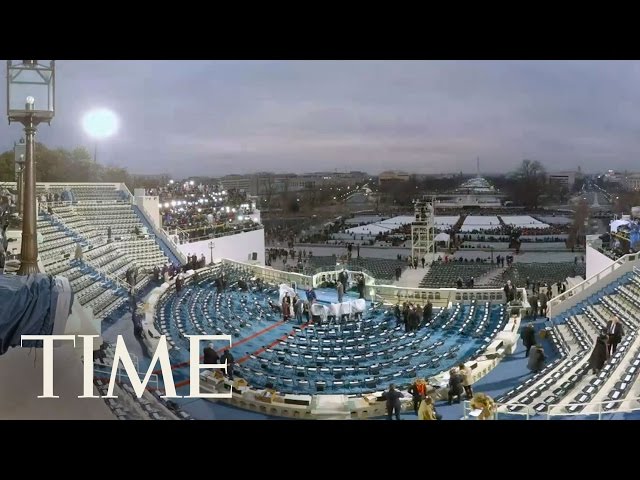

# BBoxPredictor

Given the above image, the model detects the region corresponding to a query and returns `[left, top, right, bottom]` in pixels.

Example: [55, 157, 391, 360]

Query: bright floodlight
[82, 108, 119, 139]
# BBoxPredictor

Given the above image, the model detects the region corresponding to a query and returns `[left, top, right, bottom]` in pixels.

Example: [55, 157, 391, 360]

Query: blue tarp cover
[0, 274, 68, 354]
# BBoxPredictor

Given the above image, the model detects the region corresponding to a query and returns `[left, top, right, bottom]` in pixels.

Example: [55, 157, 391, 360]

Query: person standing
[408, 379, 427, 415]
[459, 363, 473, 399]
[220, 349, 235, 380]
[605, 317, 624, 356]
[539, 290, 549, 317]
[74, 243, 83, 261]
[282, 293, 292, 321]
[588, 332, 609, 374]
[527, 344, 546, 373]
[418, 395, 438, 420]
[337, 280, 344, 303]
[521, 324, 536, 357]
[447, 368, 464, 405]
[203, 343, 220, 366]
[383, 384, 403, 420]
[423, 300, 433, 325]
[294, 296, 304, 325]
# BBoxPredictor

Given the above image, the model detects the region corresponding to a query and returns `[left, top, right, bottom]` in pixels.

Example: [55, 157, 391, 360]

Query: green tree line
[0, 143, 132, 187]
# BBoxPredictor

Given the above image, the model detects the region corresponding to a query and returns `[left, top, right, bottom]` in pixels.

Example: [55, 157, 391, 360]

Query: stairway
[42, 213, 89, 249]
[131, 205, 184, 266]
[475, 266, 506, 287]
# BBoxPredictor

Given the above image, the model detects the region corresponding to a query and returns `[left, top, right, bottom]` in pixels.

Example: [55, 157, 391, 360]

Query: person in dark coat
[539, 294, 548, 318]
[423, 300, 433, 325]
[447, 368, 464, 405]
[588, 333, 609, 374]
[529, 294, 538, 320]
[383, 384, 403, 420]
[220, 349, 235, 380]
[503, 280, 515, 303]
[357, 275, 365, 299]
[605, 317, 624, 356]
[527, 345, 545, 373]
[203, 343, 220, 365]
[394, 304, 402, 324]
[175, 273, 184, 295]
[520, 324, 536, 357]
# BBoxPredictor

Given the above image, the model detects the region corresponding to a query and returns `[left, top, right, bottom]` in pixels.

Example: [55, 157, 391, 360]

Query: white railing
[118, 183, 134, 203]
[222, 258, 314, 289]
[92, 263, 131, 291]
[221, 258, 527, 308]
[135, 204, 187, 264]
[547, 252, 640, 317]
[466, 395, 640, 420]
[93, 349, 161, 392]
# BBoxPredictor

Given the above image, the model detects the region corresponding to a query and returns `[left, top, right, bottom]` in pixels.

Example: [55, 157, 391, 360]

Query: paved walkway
[392, 266, 429, 287]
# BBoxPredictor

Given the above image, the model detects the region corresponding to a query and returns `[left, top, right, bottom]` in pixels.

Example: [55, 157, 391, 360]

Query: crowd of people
[383, 364, 495, 420]
[392, 301, 433, 332]
[152, 181, 258, 242]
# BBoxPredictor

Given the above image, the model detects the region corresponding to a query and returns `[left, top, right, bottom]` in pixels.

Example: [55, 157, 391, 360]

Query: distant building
[378, 170, 410, 185]
[623, 173, 640, 191]
[217, 171, 368, 198]
[548, 171, 578, 190]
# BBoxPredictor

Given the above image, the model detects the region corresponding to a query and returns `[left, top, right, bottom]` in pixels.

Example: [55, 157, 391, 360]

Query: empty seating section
[307, 256, 406, 281]
[35, 183, 171, 321]
[419, 263, 495, 288]
[75, 203, 145, 237]
[155, 265, 508, 397]
[497, 269, 640, 417]
[490, 262, 586, 288]
[93, 344, 193, 420]
[37, 184, 125, 203]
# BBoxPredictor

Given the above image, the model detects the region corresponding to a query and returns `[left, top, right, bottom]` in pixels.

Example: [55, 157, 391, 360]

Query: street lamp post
[14, 139, 26, 216]
[7, 60, 55, 275]
[208, 241, 215, 265]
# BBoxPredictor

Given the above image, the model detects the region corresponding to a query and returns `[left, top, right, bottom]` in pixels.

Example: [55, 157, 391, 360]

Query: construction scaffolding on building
[411, 196, 436, 262]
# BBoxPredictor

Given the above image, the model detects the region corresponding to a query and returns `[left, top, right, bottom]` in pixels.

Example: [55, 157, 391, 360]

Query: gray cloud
[1, 60, 639, 176]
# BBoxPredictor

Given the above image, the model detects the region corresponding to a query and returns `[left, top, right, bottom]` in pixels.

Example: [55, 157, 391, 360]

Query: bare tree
[511, 159, 547, 209]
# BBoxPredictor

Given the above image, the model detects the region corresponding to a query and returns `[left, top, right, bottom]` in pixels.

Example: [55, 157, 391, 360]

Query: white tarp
[460, 216, 500, 232]
[344, 215, 460, 235]
[352, 299, 366, 313]
[279, 284, 296, 305]
[339, 302, 352, 316]
[434, 232, 450, 242]
[311, 303, 328, 322]
[610, 219, 631, 233]
[501, 215, 549, 229]
[434, 216, 460, 229]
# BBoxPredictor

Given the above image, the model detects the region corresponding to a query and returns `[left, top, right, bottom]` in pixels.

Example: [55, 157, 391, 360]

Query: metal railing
[221, 258, 314, 289]
[547, 252, 640, 317]
[93, 348, 161, 392]
[464, 395, 640, 420]
[170, 224, 264, 244]
[134, 204, 187, 264]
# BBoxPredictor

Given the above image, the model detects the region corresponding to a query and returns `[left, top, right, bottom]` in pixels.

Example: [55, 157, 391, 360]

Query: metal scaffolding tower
[411, 196, 435, 262]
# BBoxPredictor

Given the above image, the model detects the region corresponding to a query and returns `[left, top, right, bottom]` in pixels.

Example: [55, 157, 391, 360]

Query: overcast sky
[2, 60, 639, 177]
